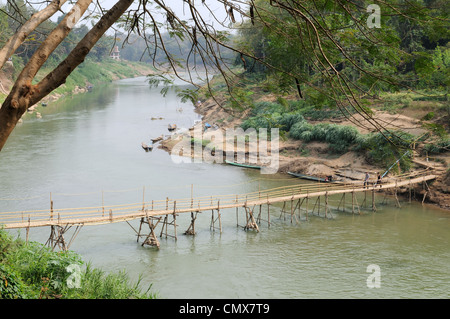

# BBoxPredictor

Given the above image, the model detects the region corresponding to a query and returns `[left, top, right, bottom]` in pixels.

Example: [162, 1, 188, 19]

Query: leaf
[414, 54, 434, 76]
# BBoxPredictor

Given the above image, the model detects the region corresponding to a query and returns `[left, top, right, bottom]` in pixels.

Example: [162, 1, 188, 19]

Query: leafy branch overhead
[0, 0, 448, 151]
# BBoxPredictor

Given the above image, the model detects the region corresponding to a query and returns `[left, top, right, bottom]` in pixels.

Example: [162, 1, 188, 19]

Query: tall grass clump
[422, 138, 450, 155]
[0, 229, 156, 299]
[290, 122, 360, 154]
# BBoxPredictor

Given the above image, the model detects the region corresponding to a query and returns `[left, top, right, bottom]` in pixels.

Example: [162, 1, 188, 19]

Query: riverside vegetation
[1, 0, 449, 299]
[179, 0, 449, 206]
[0, 229, 156, 299]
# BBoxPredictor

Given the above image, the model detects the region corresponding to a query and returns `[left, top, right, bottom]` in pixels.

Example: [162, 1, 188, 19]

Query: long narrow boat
[287, 171, 329, 182]
[225, 160, 261, 169]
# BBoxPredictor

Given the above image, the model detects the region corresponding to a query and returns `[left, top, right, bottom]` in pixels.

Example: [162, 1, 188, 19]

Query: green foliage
[233, 0, 449, 109]
[0, 229, 156, 299]
[289, 121, 312, 140]
[64, 264, 155, 299]
[363, 131, 414, 172]
[5, 241, 83, 298]
[422, 122, 448, 138]
[0, 264, 30, 299]
[191, 138, 210, 148]
[422, 138, 450, 155]
[290, 122, 360, 154]
[421, 112, 435, 120]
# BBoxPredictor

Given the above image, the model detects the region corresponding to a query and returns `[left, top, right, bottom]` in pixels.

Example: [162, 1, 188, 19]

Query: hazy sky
[0, 0, 232, 30]
[47, 0, 231, 30]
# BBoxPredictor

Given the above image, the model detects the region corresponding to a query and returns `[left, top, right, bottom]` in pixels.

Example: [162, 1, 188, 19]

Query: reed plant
[0, 229, 156, 299]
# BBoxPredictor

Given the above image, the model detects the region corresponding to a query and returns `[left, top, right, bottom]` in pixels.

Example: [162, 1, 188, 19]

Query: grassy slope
[36, 59, 155, 96]
[0, 229, 157, 299]
[0, 58, 154, 105]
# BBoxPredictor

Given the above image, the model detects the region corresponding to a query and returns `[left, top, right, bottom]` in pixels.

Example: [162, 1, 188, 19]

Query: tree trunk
[0, 0, 134, 151]
[0, 0, 68, 70]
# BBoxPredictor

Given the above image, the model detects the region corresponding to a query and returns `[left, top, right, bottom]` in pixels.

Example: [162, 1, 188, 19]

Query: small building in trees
[110, 46, 120, 60]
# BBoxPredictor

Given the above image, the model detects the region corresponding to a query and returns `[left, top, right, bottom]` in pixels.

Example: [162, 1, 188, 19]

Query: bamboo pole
[352, 189, 355, 214]
[142, 186, 145, 211]
[173, 201, 177, 240]
[50, 192, 53, 221]
[372, 186, 376, 212]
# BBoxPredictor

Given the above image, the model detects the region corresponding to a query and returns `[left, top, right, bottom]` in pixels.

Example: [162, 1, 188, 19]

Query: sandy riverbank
[159, 96, 450, 209]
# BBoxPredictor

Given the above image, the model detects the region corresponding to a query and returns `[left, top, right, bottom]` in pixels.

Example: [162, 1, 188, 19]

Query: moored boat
[224, 160, 261, 169]
[141, 142, 153, 151]
[287, 171, 332, 182]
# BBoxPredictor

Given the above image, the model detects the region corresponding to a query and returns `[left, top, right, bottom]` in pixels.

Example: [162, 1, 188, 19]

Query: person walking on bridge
[364, 172, 370, 189]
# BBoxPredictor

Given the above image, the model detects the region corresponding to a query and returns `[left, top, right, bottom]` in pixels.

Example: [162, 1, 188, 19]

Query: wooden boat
[151, 135, 163, 143]
[141, 142, 153, 151]
[168, 124, 177, 132]
[225, 160, 260, 169]
[287, 171, 331, 182]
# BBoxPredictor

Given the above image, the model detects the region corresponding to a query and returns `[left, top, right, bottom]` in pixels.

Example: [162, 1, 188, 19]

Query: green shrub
[278, 112, 305, 131]
[290, 122, 361, 154]
[289, 121, 312, 140]
[0, 264, 30, 299]
[64, 264, 155, 299]
[423, 138, 450, 155]
[299, 130, 313, 142]
[421, 112, 435, 120]
[311, 124, 328, 140]
[363, 130, 414, 172]
[0, 229, 156, 299]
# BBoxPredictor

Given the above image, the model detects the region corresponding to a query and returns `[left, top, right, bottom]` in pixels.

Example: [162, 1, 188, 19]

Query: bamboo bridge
[0, 170, 437, 250]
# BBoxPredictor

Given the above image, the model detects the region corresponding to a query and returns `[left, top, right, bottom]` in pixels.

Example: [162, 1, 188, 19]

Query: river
[1, 77, 449, 299]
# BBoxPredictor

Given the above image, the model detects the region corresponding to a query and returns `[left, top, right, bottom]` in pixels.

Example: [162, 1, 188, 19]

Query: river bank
[1, 76, 449, 299]
[0, 59, 155, 120]
[159, 85, 450, 210]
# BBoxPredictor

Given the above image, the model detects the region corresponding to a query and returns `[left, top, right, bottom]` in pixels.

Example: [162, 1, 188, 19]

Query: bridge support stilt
[185, 212, 198, 235]
[255, 202, 271, 228]
[351, 190, 361, 215]
[160, 213, 178, 241]
[394, 181, 401, 208]
[243, 204, 259, 232]
[210, 201, 222, 233]
[45, 224, 82, 251]
[372, 187, 377, 212]
[137, 215, 162, 248]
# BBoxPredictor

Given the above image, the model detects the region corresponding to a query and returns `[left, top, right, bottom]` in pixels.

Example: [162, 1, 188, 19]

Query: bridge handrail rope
[0, 167, 431, 203]
[0, 169, 435, 229]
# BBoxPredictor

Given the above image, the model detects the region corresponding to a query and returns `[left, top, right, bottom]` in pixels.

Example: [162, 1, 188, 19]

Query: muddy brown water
[1, 77, 448, 298]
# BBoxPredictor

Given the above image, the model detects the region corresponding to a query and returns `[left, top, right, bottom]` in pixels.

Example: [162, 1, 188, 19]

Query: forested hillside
[196, 0, 449, 162]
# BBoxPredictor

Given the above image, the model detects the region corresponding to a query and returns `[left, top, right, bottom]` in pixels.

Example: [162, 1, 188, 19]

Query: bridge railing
[0, 169, 433, 228]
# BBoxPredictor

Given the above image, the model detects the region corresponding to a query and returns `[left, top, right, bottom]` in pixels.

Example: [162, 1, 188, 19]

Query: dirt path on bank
[159, 97, 450, 209]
